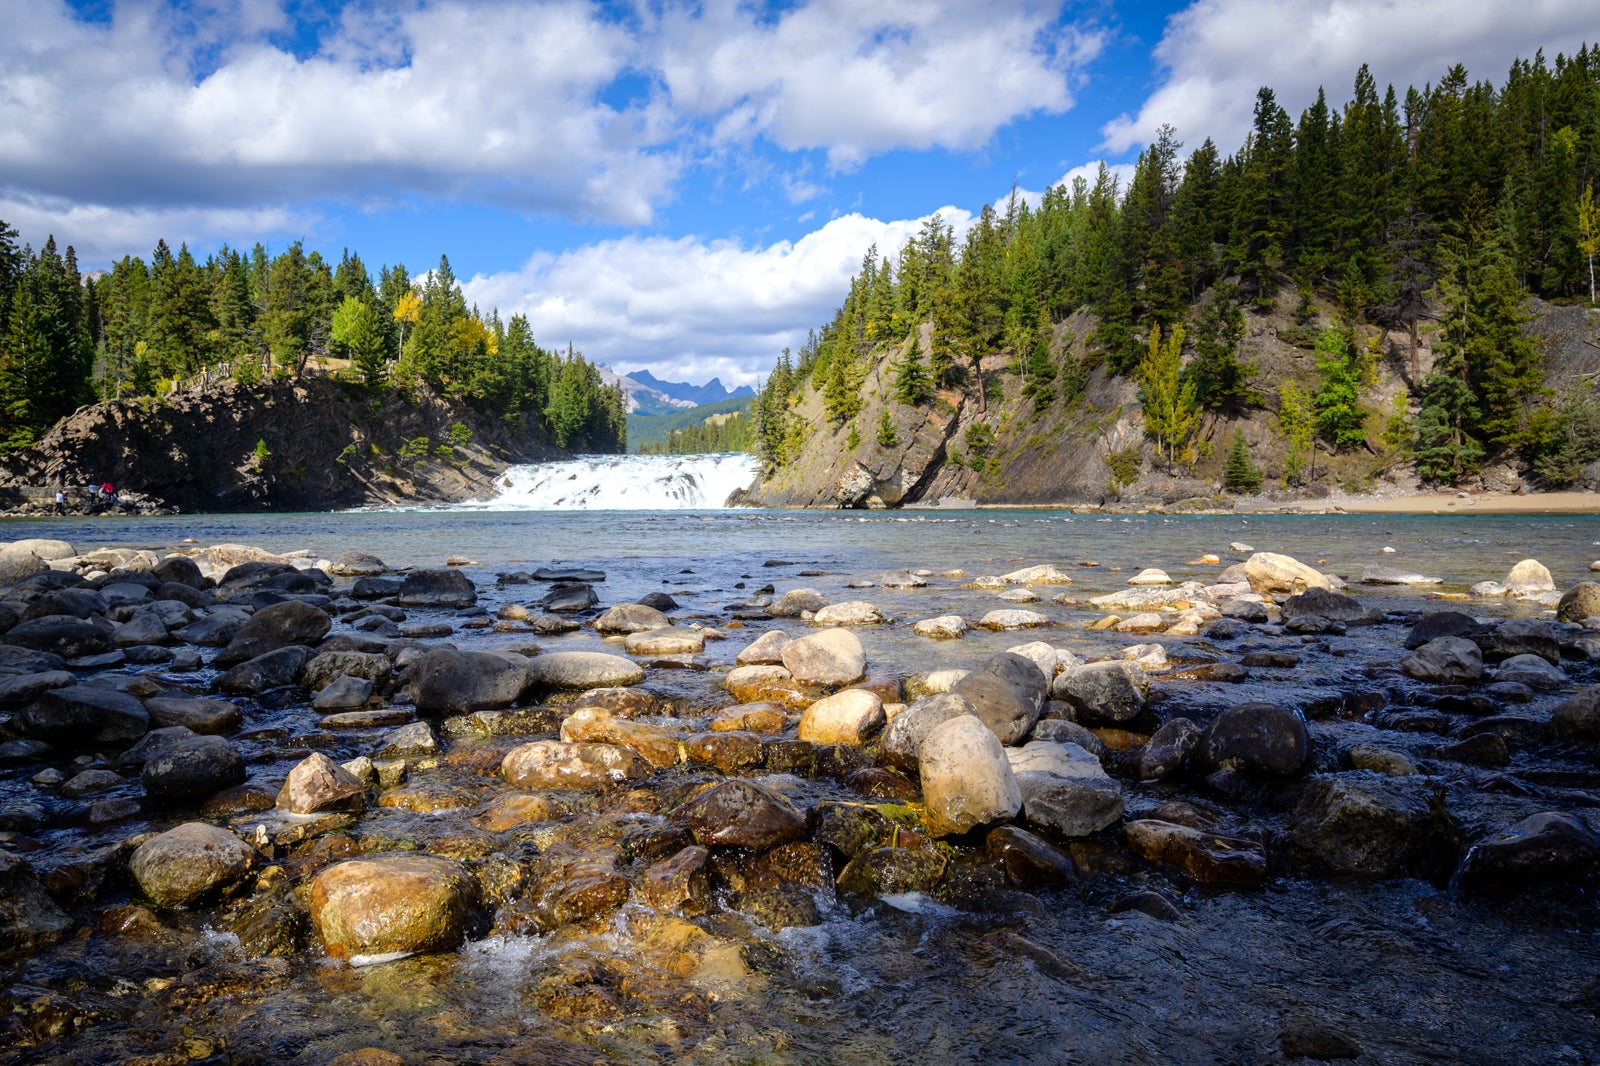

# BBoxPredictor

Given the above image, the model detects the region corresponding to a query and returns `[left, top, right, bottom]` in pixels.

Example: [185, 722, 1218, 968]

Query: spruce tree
[1222, 429, 1262, 493]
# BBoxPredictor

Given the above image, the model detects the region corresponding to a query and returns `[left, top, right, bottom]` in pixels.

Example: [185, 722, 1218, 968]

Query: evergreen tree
[876, 410, 898, 448]
[1184, 283, 1256, 413]
[892, 336, 934, 406]
[330, 296, 386, 387]
[1311, 323, 1374, 450]
[1222, 429, 1263, 493]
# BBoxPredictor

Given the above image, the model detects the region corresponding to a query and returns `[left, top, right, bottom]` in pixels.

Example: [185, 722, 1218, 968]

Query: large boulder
[624, 626, 705, 656]
[951, 652, 1048, 745]
[501, 740, 651, 790]
[1504, 559, 1554, 595]
[141, 734, 246, 801]
[233, 599, 331, 647]
[1198, 702, 1310, 778]
[780, 628, 866, 686]
[1401, 637, 1484, 684]
[1284, 773, 1460, 881]
[1279, 588, 1384, 627]
[130, 823, 257, 908]
[1052, 660, 1149, 725]
[594, 603, 669, 634]
[215, 645, 313, 694]
[918, 715, 1022, 837]
[1457, 811, 1600, 893]
[395, 569, 478, 609]
[1124, 820, 1268, 886]
[1552, 685, 1600, 741]
[880, 693, 975, 772]
[798, 689, 885, 746]
[1558, 582, 1600, 624]
[141, 697, 243, 735]
[736, 630, 792, 665]
[21, 587, 110, 621]
[524, 651, 645, 692]
[1494, 653, 1566, 691]
[1133, 717, 1202, 781]
[1403, 611, 1479, 650]
[560, 707, 681, 768]
[3, 615, 111, 658]
[410, 648, 529, 714]
[1006, 741, 1123, 837]
[1475, 619, 1561, 664]
[19, 685, 148, 747]
[1242, 552, 1330, 595]
[301, 651, 393, 693]
[812, 601, 886, 627]
[672, 779, 807, 850]
[310, 855, 480, 959]
[767, 589, 827, 618]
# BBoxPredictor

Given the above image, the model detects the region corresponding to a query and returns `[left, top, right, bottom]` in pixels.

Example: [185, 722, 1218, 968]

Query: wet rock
[1346, 743, 1418, 775]
[1403, 611, 1478, 650]
[4, 615, 111, 658]
[1242, 552, 1330, 595]
[952, 652, 1049, 745]
[1280, 588, 1384, 626]
[919, 715, 1022, 837]
[1552, 685, 1600, 741]
[525, 651, 646, 692]
[279, 752, 367, 815]
[301, 650, 393, 692]
[1401, 637, 1483, 684]
[595, 602, 669, 634]
[1134, 717, 1202, 781]
[313, 675, 374, 712]
[395, 569, 478, 609]
[222, 599, 331, 659]
[812, 600, 885, 626]
[1360, 565, 1440, 586]
[327, 552, 389, 577]
[1557, 582, 1600, 624]
[645, 845, 713, 916]
[736, 630, 791, 665]
[377, 721, 440, 760]
[1199, 702, 1310, 778]
[215, 645, 313, 694]
[539, 583, 600, 614]
[1504, 558, 1554, 594]
[1279, 1024, 1362, 1061]
[625, 626, 705, 656]
[1285, 773, 1460, 881]
[984, 825, 1075, 887]
[0, 669, 74, 707]
[1439, 732, 1509, 767]
[780, 627, 866, 686]
[673, 779, 807, 849]
[571, 686, 662, 718]
[1219, 598, 1269, 623]
[879, 569, 927, 588]
[22, 587, 110, 621]
[351, 576, 402, 599]
[911, 615, 968, 639]
[310, 855, 480, 959]
[501, 740, 651, 790]
[1475, 621, 1561, 669]
[1109, 890, 1183, 922]
[836, 846, 947, 896]
[1123, 820, 1268, 886]
[769, 588, 827, 617]
[560, 706, 681, 768]
[1493, 653, 1565, 691]
[880, 692, 974, 771]
[1052, 661, 1149, 725]
[798, 688, 885, 746]
[19, 684, 148, 747]
[976, 609, 1050, 630]
[141, 734, 246, 801]
[411, 647, 529, 713]
[0, 851, 73, 956]
[1007, 740, 1123, 837]
[1457, 811, 1600, 893]
[130, 822, 257, 908]
[684, 730, 764, 774]
[724, 664, 816, 708]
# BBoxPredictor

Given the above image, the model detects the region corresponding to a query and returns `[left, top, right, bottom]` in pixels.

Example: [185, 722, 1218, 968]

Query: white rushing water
[457, 452, 759, 510]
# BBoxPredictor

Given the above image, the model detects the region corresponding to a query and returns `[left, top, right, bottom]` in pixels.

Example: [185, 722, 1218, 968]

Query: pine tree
[1185, 283, 1256, 412]
[876, 410, 898, 448]
[1222, 429, 1262, 493]
[892, 337, 933, 406]
[1312, 324, 1373, 450]
[1138, 323, 1198, 470]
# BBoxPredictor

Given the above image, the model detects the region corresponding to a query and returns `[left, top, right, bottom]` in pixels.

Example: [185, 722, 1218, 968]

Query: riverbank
[1264, 489, 1600, 515]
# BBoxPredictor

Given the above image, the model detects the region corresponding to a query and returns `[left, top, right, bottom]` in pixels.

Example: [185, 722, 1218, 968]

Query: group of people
[52, 482, 118, 514]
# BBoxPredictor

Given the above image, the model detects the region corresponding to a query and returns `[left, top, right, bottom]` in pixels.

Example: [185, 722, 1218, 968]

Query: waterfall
[457, 453, 760, 510]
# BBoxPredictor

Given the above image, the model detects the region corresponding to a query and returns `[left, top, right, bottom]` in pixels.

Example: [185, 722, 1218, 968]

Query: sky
[2, 1, 1595, 388]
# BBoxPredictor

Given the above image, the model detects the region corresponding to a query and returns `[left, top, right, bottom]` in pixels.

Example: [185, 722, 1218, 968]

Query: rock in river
[1401, 636, 1484, 684]
[525, 651, 645, 692]
[919, 715, 1022, 837]
[673, 779, 807, 850]
[1457, 811, 1600, 893]
[780, 627, 866, 686]
[951, 652, 1048, 745]
[310, 855, 480, 960]
[1285, 772, 1461, 881]
[130, 822, 257, 908]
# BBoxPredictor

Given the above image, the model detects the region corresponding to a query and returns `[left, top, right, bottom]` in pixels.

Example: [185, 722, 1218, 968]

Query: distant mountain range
[597, 365, 755, 417]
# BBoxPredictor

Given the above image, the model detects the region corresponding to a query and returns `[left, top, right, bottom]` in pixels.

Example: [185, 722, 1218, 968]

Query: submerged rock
[1285, 773, 1460, 881]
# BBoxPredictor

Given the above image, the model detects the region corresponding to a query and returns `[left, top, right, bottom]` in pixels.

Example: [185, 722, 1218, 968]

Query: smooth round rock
[919, 715, 1021, 838]
[310, 855, 479, 960]
[798, 688, 885, 746]
[673, 779, 807, 849]
[130, 822, 257, 908]
[524, 652, 645, 692]
[501, 740, 650, 790]
[624, 626, 705, 656]
[141, 734, 246, 801]
[781, 628, 866, 686]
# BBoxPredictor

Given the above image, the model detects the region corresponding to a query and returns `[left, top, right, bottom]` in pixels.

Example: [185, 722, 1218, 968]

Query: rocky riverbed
[2, 534, 1600, 1063]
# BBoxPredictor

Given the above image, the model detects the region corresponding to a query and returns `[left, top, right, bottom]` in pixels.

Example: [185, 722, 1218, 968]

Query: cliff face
[0, 377, 565, 512]
[740, 301, 1600, 510]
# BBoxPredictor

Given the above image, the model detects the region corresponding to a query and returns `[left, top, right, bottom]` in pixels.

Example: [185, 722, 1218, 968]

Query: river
[2, 455, 1599, 1064]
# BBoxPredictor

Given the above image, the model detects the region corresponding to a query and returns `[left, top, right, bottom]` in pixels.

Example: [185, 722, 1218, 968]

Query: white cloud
[0, 192, 314, 265]
[1101, 0, 1596, 155]
[658, 0, 1103, 169]
[463, 207, 973, 388]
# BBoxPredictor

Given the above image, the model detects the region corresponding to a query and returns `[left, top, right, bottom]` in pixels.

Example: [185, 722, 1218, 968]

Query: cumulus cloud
[1101, 0, 1596, 155]
[656, 0, 1103, 168]
[463, 207, 974, 388]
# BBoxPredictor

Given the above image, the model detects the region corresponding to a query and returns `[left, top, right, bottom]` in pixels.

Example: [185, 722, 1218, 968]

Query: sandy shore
[1267, 489, 1600, 515]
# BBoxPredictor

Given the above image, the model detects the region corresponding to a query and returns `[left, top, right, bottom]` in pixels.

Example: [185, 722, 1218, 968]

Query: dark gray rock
[1403, 611, 1479, 650]
[3, 615, 111, 658]
[144, 697, 243, 735]
[21, 587, 109, 622]
[19, 684, 149, 747]
[1134, 717, 1201, 781]
[396, 569, 478, 608]
[540, 582, 599, 613]
[1285, 772, 1460, 881]
[1475, 619, 1561, 664]
[1457, 811, 1600, 893]
[1199, 702, 1309, 777]
[0, 851, 73, 956]
[410, 647, 530, 714]
[950, 652, 1048, 745]
[214, 645, 314, 694]
[142, 734, 246, 801]
[1400, 636, 1483, 683]
[0, 669, 74, 708]
[1053, 660, 1149, 725]
[1280, 587, 1384, 626]
[154, 556, 208, 589]
[351, 576, 403, 599]
[533, 566, 606, 582]
[1552, 685, 1600, 741]
[1219, 599, 1268, 623]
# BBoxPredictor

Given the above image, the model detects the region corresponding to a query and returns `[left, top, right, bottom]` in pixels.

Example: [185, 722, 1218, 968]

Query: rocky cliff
[739, 300, 1600, 510]
[0, 377, 565, 513]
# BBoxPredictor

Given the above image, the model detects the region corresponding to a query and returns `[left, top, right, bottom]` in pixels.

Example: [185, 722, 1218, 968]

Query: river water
[3, 456, 1600, 1064]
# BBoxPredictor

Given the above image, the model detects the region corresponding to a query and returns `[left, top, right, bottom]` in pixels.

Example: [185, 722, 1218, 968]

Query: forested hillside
[0, 229, 627, 455]
[751, 47, 1600, 506]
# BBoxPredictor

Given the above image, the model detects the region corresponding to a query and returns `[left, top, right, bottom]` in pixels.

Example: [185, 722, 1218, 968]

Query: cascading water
[457, 452, 759, 510]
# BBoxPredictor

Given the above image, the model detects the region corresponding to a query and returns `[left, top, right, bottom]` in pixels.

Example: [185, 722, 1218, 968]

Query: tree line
[0, 226, 626, 454]
[755, 45, 1600, 488]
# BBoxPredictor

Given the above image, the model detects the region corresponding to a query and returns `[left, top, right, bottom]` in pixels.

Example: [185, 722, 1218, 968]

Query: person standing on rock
[53, 488, 66, 514]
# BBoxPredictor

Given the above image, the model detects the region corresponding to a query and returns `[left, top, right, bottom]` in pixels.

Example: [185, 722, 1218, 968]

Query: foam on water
[457, 453, 759, 510]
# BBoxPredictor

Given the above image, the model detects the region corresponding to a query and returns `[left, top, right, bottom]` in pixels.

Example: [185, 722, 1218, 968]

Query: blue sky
[3, 1, 1594, 387]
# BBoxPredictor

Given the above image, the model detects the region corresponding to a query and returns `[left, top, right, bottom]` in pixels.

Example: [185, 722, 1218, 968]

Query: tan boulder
[1242, 552, 1330, 595]
[798, 688, 885, 746]
[310, 855, 479, 959]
